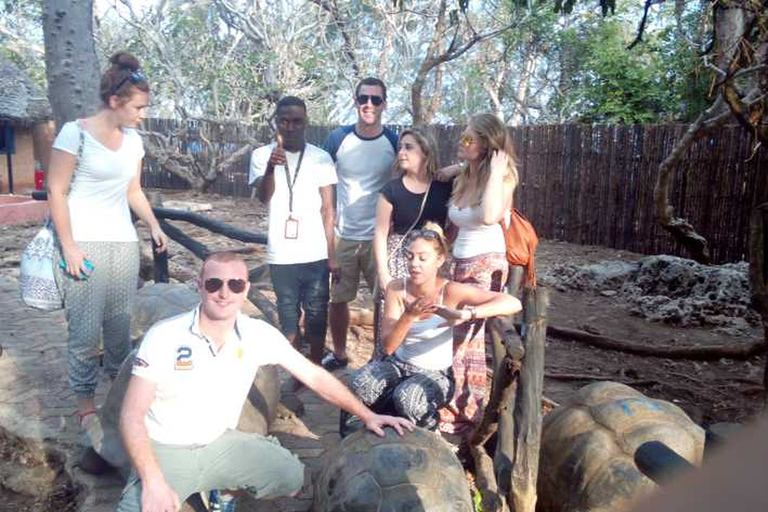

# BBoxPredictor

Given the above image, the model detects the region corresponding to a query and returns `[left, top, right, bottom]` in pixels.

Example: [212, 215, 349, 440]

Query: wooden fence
[140, 120, 768, 264]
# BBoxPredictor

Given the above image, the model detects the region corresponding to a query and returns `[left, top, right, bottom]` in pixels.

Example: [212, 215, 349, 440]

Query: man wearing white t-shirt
[249, 96, 338, 364]
[117, 252, 412, 512]
[322, 77, 398, 371]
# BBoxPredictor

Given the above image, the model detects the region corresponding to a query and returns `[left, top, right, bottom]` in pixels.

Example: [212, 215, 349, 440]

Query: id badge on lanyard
[283, 146, 305, 240]
[284, 216, 299, 239]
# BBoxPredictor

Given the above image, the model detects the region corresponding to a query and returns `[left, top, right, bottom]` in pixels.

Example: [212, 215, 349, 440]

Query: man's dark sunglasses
[204, 278, 247, 294]
[111, 71, 147, 95]
[357, 94, 384, 106]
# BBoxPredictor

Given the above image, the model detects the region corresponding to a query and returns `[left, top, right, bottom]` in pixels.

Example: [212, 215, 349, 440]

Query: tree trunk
[42, 0, 101, 128]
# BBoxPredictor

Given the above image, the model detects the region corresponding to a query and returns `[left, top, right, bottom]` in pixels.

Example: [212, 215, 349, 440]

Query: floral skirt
[438, 251, 508, 435]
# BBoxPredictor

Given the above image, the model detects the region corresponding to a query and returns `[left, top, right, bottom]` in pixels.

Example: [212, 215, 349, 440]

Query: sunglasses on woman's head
[111, 71, 147, 95]
[357, 94, 384, 106]
[204, 278, 247, 294]
[408, 229, 440, 241]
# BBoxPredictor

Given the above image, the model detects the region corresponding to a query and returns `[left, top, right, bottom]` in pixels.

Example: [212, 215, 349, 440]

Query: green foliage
[0, 0, 46, 87]
[550, 1, 711, 124]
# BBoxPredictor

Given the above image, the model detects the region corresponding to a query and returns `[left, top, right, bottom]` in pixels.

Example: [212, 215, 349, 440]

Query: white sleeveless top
[394, 281, 453, 371]
[448, 204, 507, 259]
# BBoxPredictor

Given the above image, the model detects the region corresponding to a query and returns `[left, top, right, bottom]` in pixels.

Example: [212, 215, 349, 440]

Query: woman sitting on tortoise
[349, 223, 521, 431]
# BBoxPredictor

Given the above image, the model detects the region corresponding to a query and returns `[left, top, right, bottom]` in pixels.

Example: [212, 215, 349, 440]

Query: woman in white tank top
[443, 113, 519, 435]
[348, 223, 521, 432]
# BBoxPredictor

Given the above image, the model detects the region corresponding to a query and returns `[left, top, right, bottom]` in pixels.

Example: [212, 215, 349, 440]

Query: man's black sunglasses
[357, 94, 384, 106]
[204, 278, 247, 294]
[111, 71, 147, 95]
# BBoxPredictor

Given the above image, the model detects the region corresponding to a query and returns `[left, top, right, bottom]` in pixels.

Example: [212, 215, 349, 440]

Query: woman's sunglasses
[459, 134, 477, 148]
[357, 94, 384, 106]
[204, 278, 247, 294]
[111, 71, 147, 95]
[407, 228, 440, 242]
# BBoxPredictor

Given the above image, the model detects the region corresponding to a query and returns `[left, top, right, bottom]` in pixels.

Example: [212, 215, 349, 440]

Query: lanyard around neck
[283, 146, 306, 213]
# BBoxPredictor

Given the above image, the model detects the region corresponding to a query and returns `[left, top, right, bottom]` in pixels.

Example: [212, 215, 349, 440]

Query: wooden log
[160, 219, 211, 260]
[473, 315, 523, 447]
[508, 286, 548, 512]
[544, 324, 768, 361]
[470, 444, 510, 512]
[153, 207, 268, 245]
[247, 288, 280, 328]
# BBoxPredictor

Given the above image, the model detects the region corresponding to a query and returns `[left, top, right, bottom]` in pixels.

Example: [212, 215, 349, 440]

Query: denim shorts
[269, 259, 330, 337]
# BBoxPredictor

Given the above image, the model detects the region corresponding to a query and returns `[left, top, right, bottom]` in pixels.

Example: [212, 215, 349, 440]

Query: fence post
[507, 286, 548, 512]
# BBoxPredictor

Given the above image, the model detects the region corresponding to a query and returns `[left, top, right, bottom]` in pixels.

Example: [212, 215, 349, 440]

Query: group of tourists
[45, 51, 522, 511]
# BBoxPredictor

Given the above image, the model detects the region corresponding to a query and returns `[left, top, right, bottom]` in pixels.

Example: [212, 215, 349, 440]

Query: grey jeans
[117, 430, 305, 511]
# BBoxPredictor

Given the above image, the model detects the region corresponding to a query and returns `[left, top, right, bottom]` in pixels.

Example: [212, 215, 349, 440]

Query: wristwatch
[466, 306, 477, 321]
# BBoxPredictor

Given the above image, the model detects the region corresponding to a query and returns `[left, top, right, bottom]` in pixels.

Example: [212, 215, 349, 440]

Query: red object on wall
[34, 161, 44, 191]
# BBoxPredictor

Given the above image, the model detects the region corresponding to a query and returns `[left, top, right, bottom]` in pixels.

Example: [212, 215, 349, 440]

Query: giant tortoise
[314, 426, 473, 512]
[537, 381, 705, 512]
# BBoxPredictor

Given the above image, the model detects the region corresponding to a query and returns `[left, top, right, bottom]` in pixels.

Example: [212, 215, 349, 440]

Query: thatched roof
[0, 58, 51, 124]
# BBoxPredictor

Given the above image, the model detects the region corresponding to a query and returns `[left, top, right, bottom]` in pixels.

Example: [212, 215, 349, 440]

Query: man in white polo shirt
[117, 252, 411, 512]
[249, 96, 337, 365]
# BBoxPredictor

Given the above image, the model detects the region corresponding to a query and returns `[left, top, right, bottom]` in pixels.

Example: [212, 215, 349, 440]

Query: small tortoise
[537, 381, 705, 512]
[314, 427, 473, 512]
[87, 283, 279, 474]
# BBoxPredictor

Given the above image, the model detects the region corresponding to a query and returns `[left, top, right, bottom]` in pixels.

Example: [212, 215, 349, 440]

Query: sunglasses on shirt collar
[357, 94, 384, 106]
[204, 278, 247, 294]
[111, 71, 147, 95]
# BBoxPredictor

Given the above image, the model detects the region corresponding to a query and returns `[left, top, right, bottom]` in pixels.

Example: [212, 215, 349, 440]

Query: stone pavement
[0, 275, 345, 512]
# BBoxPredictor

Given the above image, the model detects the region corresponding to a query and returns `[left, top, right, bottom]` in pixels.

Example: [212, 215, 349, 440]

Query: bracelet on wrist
[467, 306, 477, 321]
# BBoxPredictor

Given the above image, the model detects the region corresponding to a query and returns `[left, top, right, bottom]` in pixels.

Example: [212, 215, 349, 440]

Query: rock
[0, 425, 82, 511]
[314, 427, 473, 512]
[537, 381, 705, 512]
[541, 255, 757, 331]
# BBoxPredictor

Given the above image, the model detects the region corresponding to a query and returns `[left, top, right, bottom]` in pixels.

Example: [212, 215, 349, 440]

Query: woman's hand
[61, 243, 89, 279]
[403, 296, 436, 320]
[150, 225, 169, 253]
[490, 150, 508, 176]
